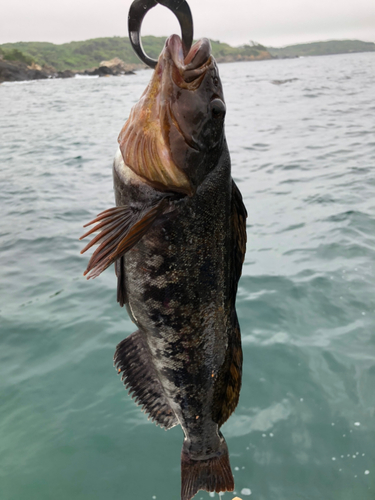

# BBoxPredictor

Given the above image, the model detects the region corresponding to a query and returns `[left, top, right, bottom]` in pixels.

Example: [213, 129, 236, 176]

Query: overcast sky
[1, 0, 374, 47]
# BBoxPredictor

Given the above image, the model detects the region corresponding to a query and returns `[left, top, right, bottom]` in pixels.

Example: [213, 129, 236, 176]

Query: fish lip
[165, 35, 211, 82]
[165, 34, 186, 68]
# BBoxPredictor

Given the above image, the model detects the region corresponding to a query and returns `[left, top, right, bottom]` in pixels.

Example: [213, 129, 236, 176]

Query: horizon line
[1, 36, 374, 50]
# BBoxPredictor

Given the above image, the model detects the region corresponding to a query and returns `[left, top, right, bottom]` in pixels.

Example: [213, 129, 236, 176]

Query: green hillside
[0, 37, 269, 71]
[207, 40, 269, 61]
[268, 39, 375, 57]
[2, 37, 373, 72]
[0, 37, 147, 70]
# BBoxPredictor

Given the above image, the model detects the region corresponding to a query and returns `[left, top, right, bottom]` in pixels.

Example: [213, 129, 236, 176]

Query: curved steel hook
[128, 0, 194, 68]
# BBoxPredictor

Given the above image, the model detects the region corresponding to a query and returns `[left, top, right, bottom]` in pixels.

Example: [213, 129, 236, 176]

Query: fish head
[118, 35, 226, 196]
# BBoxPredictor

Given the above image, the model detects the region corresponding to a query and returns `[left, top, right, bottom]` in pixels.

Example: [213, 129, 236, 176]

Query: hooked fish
[80, 34, 247, 500]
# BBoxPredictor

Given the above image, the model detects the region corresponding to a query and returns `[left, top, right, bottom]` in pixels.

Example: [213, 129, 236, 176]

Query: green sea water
[1, 52, 375, 500]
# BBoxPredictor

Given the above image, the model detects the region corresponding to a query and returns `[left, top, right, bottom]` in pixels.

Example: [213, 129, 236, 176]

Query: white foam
[241, 488, 252, 495]
[74, 74, 99, 79]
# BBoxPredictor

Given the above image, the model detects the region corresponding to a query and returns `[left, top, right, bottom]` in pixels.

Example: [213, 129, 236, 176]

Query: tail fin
[181, 437, 234, 500]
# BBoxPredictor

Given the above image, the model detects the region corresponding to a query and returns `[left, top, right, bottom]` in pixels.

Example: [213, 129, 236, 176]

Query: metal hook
[128, 0, 194, 68]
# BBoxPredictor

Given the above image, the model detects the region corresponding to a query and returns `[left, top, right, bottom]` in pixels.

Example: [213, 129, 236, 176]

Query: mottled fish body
[81, 35, 247, 500]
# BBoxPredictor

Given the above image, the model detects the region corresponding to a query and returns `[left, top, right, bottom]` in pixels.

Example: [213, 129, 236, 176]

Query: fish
[80, 34, 247, 500]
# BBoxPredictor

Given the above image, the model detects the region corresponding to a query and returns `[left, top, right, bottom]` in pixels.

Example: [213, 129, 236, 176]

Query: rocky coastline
[0, 53, 274, 84]
[0, 57, 142, 84]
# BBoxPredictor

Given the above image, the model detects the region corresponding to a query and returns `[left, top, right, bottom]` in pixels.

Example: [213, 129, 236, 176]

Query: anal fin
[114, 330, 178, 430]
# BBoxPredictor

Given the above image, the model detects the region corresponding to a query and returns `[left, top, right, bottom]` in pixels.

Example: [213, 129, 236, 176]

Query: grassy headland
[0, 38, 374, 81]
[268, 39, 375, 58]
[0, 37, 270, 72]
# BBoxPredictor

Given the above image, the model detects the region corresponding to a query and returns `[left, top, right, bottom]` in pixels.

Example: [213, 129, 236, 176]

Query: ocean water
[1, 52, 375, 500]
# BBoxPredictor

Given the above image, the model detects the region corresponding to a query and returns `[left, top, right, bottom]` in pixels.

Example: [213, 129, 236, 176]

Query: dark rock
[0, 59, 58, 83]
[58, 70, 75, 78]
[83, 66, 113, 77]
[97, 65, 114, 76]
[0, 60, 30, 82]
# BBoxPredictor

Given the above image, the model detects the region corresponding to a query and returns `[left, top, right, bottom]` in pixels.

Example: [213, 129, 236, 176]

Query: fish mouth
[165, 35, 212, 85]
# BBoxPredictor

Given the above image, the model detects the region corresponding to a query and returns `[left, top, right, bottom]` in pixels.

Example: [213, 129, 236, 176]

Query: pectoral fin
[80, 198, 169, 279]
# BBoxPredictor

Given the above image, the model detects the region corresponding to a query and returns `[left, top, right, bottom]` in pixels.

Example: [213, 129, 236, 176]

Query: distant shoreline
[1, 38, 374, 84]
[0, 55, 272, 84]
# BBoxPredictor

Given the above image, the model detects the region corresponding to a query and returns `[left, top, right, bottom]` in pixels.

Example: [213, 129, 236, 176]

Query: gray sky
[1, 0, 374, 47]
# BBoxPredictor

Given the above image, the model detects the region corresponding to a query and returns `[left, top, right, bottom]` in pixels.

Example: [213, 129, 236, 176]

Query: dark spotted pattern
[114, 142, 246, 458]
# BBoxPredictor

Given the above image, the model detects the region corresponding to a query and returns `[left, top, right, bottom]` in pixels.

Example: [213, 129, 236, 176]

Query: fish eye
[213, 76, 219, 87]
[211, 98, 226, 118]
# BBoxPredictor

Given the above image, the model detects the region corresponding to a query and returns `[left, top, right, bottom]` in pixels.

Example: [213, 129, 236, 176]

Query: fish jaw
[118, 35, 226, 195]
